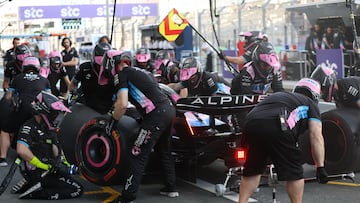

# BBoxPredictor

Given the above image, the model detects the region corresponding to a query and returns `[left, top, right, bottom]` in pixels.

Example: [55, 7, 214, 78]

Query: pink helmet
[293, 78, 321, 103]
[22, 56, 40, 72]
[310, 64, 337, 102]
[48, 51, 62, 73]
[252, 41, 280, 78]
[15, 44, 32, 62]
[48, 51, 62, 59]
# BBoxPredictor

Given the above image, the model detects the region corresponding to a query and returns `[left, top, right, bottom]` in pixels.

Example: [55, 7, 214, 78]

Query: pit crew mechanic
[102, 50, 178, 203]
[69, 42, 114, 114]
[0, 57, 51, 166]
[230, 40, 284, 95]
[220, 31, 263, 69]
[46, 51, 71, 98]
[14, 91, 83, 199]
[168, 56, 231, 97]
[311, 65, 360, 108]
[133, 47, 155, 73]
[2, 44, 32, 92]
[0, 45, 32, 166]
[239, 78, 328, 203]
[153, 50, 180, 84]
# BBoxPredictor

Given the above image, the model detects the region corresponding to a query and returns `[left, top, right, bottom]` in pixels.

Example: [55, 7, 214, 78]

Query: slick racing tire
[58, 103, 105, 164]
[75, 116, 138, 186]
[299, 108, 360, 173]
[321, 108, 360, 174]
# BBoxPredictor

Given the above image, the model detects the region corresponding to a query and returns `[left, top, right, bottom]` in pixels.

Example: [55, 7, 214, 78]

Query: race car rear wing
[176, 94, 268, 115]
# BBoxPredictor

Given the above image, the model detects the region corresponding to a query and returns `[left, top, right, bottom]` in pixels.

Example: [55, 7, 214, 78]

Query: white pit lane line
[182, 178, 257, 202]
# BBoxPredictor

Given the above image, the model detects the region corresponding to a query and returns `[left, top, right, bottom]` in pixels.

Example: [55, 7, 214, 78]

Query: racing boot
[11, 178, 29, 194]
[18, 182, 42, 199]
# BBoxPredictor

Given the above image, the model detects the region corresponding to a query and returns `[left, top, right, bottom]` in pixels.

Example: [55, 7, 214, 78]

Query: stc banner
[19, 4, 158, 20]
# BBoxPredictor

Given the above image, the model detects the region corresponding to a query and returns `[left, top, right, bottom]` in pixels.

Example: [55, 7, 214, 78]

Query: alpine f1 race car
[58, 87, 360, 187]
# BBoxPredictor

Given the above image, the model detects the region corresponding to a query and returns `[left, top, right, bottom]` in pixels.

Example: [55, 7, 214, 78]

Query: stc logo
[23, 8, 44, 19]
[96, 5, 152, 16]
[60, 7, 81, 18]
[23, 6, 81, 19]
[131, 5, 151, 15]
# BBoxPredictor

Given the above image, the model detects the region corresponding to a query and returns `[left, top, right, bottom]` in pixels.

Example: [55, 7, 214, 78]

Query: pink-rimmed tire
[75, 116, 138, 185]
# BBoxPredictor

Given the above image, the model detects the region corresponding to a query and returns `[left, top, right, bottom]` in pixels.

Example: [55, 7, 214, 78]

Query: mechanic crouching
[238, 78, 328, 203]
[13, 91, 83, 199]
[102, 50, 178, 203]
[310, 65, 360, 108]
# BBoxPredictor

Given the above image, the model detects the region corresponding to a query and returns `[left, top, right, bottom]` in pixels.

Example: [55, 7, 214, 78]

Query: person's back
[10, 57, 50, 111]
[239, 78, 327, 203]
[0, 57, 50, 166]
[245, 91, 320, 135]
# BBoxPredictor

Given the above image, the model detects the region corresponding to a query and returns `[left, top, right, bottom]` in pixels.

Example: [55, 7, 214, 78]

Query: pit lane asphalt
[1, 67, 360, 203]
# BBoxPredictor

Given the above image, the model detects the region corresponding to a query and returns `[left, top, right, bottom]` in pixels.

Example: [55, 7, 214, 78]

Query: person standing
[0, 57, 50, 166]
[321, 26, 335, 49]
[60, 37, 79, 95]
[238, 78, 328, 203]
[3, 37, 20, 67]
[47, 51, 71, 98]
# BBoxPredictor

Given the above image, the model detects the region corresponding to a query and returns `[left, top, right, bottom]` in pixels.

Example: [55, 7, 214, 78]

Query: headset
[61, 37, 72, 47]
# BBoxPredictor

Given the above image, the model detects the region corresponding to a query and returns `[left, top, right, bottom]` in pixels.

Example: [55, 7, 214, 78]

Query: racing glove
[105, 117, 118, 136]
[316, 166, 329, 184]
[49, 159, 79, 175]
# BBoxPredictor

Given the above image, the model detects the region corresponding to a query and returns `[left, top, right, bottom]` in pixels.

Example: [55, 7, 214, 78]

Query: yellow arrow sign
[84, 186, 121, 203]
[158, 8, 188, 42]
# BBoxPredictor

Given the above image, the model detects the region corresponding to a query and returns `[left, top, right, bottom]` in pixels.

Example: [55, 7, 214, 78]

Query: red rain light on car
[235, 148, 246, 162]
